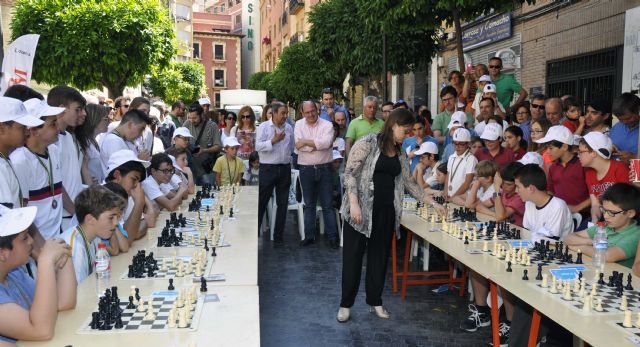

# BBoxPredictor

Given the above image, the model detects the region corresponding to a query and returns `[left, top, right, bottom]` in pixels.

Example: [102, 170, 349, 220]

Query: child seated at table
[213, 137, 244, 186]
[0, 206, 76, 343]
[424, 162, 448, 196]
[565, 183, 640, 267]
[450, 160, 498, 209]
[60, 185, 126, 283]
[142, 153, 189, 212]
[475, 162, 526, 227]
[412, 142, 439, 190]
[242, 151, 260, 186]
[166, 149, 195, 195]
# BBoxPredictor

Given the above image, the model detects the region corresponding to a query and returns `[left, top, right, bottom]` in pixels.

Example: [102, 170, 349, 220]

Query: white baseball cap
[483, 84, 497, 94]
[535, 125, 573, 145]
[332, 150, 343, 161]
[23, 98, 65, 119]
[168, 154, 183, 172]
[173, 127, 193, 139]
[0, 206, 37, 237]
[480, 123, 503, 141]
[518, 152, 544, 169]
[479, 75, 492, 83]
[452, 128, 471, 142]
[0, 97, 44, 127]
[414, 141, 439, 156]
[106, 149, 150, 176]
[223, 136, 240, 147]
[582, 131, 613, 159]
[198, 98, 211, 106]
[447, 111, 468, 129]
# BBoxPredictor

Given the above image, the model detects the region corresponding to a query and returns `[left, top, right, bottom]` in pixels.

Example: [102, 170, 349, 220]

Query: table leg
[401, 230, 413, 300]
[490, 281, 500, 347]
[528, 309, 542, 347]
[392, 234, 397, 293]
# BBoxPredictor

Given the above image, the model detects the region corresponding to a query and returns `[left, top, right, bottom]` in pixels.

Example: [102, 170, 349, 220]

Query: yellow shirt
[213, 155, 244, 186]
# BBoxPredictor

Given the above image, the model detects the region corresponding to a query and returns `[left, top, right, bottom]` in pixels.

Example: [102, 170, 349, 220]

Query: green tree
[308, 0, 439, 82]
[145, 61, 205, 105]
[248, 71, 274, 101]
[11, 0, 176, 97]
[270, 41, 342, 105]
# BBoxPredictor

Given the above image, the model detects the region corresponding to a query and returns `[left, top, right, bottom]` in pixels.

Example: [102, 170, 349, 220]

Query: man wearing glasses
[380, 101, 394, 122]
[488, 56, 527, 110]
[432, 86, 473, 146]
[529, 94, 546, 121]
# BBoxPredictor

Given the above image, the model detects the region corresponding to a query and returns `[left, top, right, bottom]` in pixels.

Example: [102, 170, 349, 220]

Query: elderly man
[334, 111, 348, 138]
[256, 102, 294, 243]
[545, 98, 564, 126]
[295, 101, 339, 248]
[182, 102, 222, 185]
[345, 96, 384, 156]
[611, 93, 640, 161]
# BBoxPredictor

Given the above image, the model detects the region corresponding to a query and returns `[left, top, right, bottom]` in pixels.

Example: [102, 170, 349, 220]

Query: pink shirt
[501, 191, 525, 227]
[294, 118, 334, 165]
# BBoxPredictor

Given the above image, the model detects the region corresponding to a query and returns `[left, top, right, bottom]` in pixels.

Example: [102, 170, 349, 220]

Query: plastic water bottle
[592, 222, 608, 272]
[95, 243, 111, 297]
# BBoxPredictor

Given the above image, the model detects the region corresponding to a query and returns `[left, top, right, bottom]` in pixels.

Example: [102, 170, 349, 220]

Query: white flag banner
[0, 34, 40, 95]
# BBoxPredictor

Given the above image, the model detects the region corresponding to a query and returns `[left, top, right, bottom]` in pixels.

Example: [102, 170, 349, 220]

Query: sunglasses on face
[488, 65, 501, 69]
[531, 104, 545, 110]
[226, 117, 235, 120]
[122, 104, 130, 108]
[241, 115, 252, 119]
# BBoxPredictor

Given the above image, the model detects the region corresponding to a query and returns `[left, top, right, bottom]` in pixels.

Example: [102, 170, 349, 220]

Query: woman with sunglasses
[75, 104, 111, 184]
[236, 106, 257, 160]
[220, 112, 237, 143]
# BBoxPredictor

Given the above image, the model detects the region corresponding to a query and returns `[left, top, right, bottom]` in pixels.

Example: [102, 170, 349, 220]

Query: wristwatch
[492, 192, 500, 199]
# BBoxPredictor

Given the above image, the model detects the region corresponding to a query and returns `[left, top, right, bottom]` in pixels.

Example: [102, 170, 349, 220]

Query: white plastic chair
[269, 169, 304, 241]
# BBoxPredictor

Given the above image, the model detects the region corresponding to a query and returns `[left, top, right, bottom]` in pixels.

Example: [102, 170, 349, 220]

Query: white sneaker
[336, 307, 350, 323]
[369, 305, 390, 319]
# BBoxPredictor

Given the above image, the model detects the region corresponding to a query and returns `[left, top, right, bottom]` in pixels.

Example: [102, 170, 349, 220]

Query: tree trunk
[104, 81, 125, 99]
[452, 8, 465, 73]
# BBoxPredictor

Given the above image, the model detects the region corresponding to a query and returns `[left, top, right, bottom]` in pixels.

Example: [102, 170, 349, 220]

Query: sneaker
[486, 322, 510, 346]
[460, 304, 491, 332]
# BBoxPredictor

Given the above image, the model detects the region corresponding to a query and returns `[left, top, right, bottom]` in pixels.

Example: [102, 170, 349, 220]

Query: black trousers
[340, 203, 395, 307]
[258, 163, 291, 240]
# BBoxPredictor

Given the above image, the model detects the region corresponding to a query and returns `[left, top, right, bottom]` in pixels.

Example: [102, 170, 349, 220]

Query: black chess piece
[506, 261, 512, 272]
[578, 271, 583, 280]
[522, 269, 529, 280]
[90, 312, 99, 329]
[607, 275, 615, 287]
[535, 264, 543, 281]
[464, 236, 469, 245]
[220, 205, 224, 215]
[204, 238, 209, 251]
[576, 252, 583, 264]
[126, 296, 135, 309]
[127, 265, 134, 278]
[626, 274, 634, 291]
[147, 267, 155, 278]
[597, 272, 606, 285]
[200, 276, 208, 292]
[229, 208, 234, 218]
[135, 288, 140, 302]
[212, 247, 217, 257]
[168, 278, 175, 291]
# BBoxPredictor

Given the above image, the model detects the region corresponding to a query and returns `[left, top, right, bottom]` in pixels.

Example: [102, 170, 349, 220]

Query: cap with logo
[23, 98, 65, 119]
[483, 84, 497, 94]
[480, 123, 503, 141]
[168, 155, 183, 172]
[0, 206, 37, 237]
[452, 128, 471, 142]
[0, 97, 44, 127]
[582, 131, 613, 159]
[447, 111, 468, 129]
[332, 150, 343, 161]
[106, 149, 151, 176]
[414, 141, 439, 156]
[479, 75, 492, 83]
[173, 127, 193, 139]
[534, 125, 573, 145]
[223, 136, 240, 147]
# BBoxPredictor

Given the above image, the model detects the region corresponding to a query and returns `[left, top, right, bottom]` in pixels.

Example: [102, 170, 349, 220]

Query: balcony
[289, 0, 304, 14]
[290, 31, 304, 45]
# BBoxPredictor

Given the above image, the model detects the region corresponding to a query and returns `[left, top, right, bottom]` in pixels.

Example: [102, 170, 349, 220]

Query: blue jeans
[298, 164, 338, 240]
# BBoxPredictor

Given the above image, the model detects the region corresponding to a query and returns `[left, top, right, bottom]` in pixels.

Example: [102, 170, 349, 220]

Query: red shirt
[501, 191, 525, 227]
[562, 119, 578, 133]
[585, 160, 630, 198]
[547, 155, 589, 207]
[513, 147, 526, 161]
[474, 147, 516, 170]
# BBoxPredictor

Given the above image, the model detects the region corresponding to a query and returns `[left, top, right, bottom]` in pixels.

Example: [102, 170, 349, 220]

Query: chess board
[444, 228, 515, 242]
[609, 320, 640, 343]
[488, 248, 574, 269]
[78, 291, 204, 334]
[529, 280, 640, 315]
[154, 231, 226, 249]
[119, 256, 214, 280]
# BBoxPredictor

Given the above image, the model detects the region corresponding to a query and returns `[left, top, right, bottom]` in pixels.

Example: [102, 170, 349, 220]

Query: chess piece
[624, 310, 633, 328]
[145, 305, 156, 320]
[168, 279, 175, 291]
[563, 285, 572, 301]
[591, 283, 598, 297]
[137, 298, 145, 312]
[541, 274, 549, 288]
[598, 272, 606, 285]
[176, 261, 184, 277]
[464, 236, 469, 245]
[576, 249, 583, 264]
[536, 264, 543, 281]
[550, 277, 558, 294]
[621, 295, 628, 311]
[212, 247, 217, 257]
[635, 312, 640, 329]
[482, 241, 488, 252]
[168, 311, 176, 328]
[595, 298, 604, 312]
[200, 276, 208, 292]
[626, 273, 634, 291]
[178, 309, 188, 328]
[522, 269, 529, 281]
[126, 296, 136, 309]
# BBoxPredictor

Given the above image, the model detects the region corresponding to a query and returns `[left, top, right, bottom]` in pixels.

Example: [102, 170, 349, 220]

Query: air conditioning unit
[215, 79, 224, 85]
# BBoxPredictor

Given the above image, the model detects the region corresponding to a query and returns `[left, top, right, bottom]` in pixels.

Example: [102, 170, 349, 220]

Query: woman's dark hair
[261, 104, 272, 122]
[105, 160, 147, 181]
[3, 85, 44, 101]
[419, 108, 432, 124]
[448, 70, 464, 84]
[248, 151, 259, 164]
[528, 117, 552, 152]
[103, 181, 129, 200]
[505, 125, 527, 150]
[377, 108, 415, 155]
[76, 103, 110, 153]
[226, 112, 237, 122]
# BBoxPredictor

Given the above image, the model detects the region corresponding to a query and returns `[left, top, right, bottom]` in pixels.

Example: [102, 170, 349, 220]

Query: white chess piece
[635, 312, 640, 329]
[541, 274, 549, 288]
[167, 311, 176, 328]
[482, 241, 488, 252]
[591, 283, 597, 296]
[595, 298, 603, 312]
[621, 295, 628, 311]
[563, 284, 572, 301]
[145, 305, 156, 320]
[624, 310, 633, 328]
[137, 298, 145, 312]
[178, 308, 188, 328]
[582, 295, 591, 312]
[550, 277, 558, 293]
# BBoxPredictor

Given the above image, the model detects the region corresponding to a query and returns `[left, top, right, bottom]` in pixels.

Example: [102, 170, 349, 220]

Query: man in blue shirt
[319, 88, 349, 128]
[611, 93, 639, 161]
[402, 116, 438, 173]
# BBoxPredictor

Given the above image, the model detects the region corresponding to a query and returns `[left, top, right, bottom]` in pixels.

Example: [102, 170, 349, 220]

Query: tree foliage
[11, 0, 176, 97]
[248, 71, 274, 101]
[145, 61, 205, 105]
[269, 41, 341, 105]
[308, 0, 439, 81]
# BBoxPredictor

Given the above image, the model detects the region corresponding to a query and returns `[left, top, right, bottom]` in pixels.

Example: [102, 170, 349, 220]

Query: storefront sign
[462, 13, 512, 51]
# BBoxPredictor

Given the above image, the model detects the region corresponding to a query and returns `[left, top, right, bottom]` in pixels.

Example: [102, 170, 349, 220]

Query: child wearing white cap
[213, 137, 244, 186]
[446, 128, 478, 198]
[0, 97, 44, 209]
[0, 206, 77, 343]
[471, 81, 506, 118]
[10, 99, 66, 241]
[577, 132, 630, 222]
[412, 142, 439, 190]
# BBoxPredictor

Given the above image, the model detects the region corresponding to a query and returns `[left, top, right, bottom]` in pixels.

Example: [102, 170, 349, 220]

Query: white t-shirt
[523, 196, 574, 242]
[134, 127, 153, 154]
[0, 157, 23, 208]
[86, 143, 104, 184]
[151, 136, 165, 155]
[10, 145, 63, 240]
[141, 176, 164, 201]
[159, 174, 181, 193]
[333, 137, 345, 153]
[422, 166, 433, 185]
[447, 150, 477, 197]
[57, 132, 84, 216]
[476, 184, 495, 203]
[425, 162, 441, 188]
[61, 225, 100, 284]
[99, 132, 137, 176]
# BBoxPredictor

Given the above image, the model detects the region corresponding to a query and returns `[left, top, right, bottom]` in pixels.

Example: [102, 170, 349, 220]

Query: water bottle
[592, 222, 608, 272]
[95, 243, 111, 297]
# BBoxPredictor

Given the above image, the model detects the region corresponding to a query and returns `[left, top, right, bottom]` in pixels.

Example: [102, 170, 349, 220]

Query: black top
[373, 153, 401, 206]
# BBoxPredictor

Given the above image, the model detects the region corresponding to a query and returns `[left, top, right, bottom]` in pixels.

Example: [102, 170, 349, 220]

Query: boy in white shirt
[451, 160, 498, 209]
[60, 185, 125, 283]
[47, 86, 87, 230]
[142, 153, 188, 212]
[10, 99, 66, 240]
[445, 128, 478, 199]
[99, 109, 152, 174]
[515, 164, 574, 242]
[166, 148, 195, 194]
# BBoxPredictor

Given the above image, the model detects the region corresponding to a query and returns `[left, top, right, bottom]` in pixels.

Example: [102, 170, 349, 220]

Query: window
[235, 14, 241, 26]
[214, 69, 225, 87]
[228, 0, 232, 8]
[192, 42, 201, 59]
[220, 4, 225, 12]
[236, 0, 241, 4]
[214, 92, 221, 108]
[214, 44, 225, 60]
